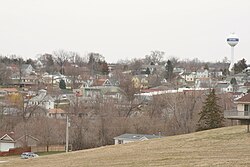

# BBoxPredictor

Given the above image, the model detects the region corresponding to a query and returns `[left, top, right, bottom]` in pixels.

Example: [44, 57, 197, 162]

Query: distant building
[21, 64, 35, 76]
[48, 108, 66, 119]
[224, 93, 250, 132]
[196, 69, 209, 78]
[113, 133, 161, 145]
[29, 89, 54, 109]
[215, 83, 233, 93]
[181, 72, 195, 82]
[0, 132, 15, 152]
[0, 88, 18, 97]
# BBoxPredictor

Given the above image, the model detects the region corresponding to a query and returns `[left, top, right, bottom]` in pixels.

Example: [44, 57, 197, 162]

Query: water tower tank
[227, 33, 239, 47]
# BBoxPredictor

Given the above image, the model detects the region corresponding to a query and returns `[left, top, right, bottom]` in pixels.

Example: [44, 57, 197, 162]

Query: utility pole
[66, 115, 69, 152]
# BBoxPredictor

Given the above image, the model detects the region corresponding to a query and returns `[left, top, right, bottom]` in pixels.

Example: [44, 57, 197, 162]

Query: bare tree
[144, 50, 165, 65]
[53, 50, 70, 74]
[128, 58, 143, 73]
[0, 63, 12, 85]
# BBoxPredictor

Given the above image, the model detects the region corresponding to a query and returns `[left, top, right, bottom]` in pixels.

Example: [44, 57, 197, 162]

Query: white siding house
[0, 134, 15, 152]
[29, 89, 54, 109]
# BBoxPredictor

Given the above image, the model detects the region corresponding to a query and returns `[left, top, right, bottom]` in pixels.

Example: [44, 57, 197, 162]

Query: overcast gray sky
[0, 0, 249, 63]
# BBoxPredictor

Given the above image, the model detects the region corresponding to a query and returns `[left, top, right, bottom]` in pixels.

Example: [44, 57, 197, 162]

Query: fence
[224, 109, 250, 118]
[0, 147, 31, 156]
[31, 145, 65, 152]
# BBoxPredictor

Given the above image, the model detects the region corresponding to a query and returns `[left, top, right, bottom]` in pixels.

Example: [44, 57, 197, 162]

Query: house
[233, 92, 245, 100]
[234, 93, 250, 116]
[82, 86, 122, 100]
[181, 72, 196, 82]
[209, 70, 223, 78]
[92, 78, 119, 87]
[238, 82, 250, 93]
[196, 69, 209, 78]
[132, 75, 149, 89]
[224, 93, 250, 132]
[113, 133, 161, 145]
[21, 64, 35, 75]
[29, 89, 55, 109]
[35, 60, 44, 69]
[215, 82, 233, 93]
[173, 67, 185, 74]
[48, 108, 66, 119]
[195, 78, 213, 88]
[175, 75, 186, 86]
[0, 88, 18, 97]
[11, 74, 38, 88]
[0, 132, 15, 152]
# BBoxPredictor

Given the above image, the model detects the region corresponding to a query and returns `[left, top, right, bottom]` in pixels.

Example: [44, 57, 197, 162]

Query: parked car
[21, 152, 39, 159]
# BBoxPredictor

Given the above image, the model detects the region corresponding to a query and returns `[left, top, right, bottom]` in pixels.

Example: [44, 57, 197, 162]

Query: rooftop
[236, 93, 250, 103]
[114, 133, 160, 140]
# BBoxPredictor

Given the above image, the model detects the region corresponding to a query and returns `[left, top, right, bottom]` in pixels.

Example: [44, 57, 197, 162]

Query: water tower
[227, 33, 239, 74]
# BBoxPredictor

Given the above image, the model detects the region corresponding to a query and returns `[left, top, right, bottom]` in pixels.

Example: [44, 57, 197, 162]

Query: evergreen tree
[99, 60, 109, 75]
[165, 60, 173, 80]
[204, 63, 209, 70]
[230, 77, 238, 92]
[230, 77, 237, 85]
[233, 58, 248, 74]
[197, 89, 224, 131]
[145, 67, 151, 75]
[59, 79, 66, 89]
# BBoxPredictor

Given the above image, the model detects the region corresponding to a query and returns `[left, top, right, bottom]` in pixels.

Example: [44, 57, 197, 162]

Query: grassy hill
[2, 125, 250, 167]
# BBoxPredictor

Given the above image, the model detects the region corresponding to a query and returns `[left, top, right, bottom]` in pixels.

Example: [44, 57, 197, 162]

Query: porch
[224, 109, 250, 132]
[224, 109, 250, 120]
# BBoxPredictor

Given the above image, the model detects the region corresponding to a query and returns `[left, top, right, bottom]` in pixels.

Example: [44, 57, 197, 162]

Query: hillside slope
[2, 125, 250, 167]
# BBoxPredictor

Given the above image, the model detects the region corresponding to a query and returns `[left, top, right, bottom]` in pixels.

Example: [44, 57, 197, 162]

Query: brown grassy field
[1, 125, 250, 167]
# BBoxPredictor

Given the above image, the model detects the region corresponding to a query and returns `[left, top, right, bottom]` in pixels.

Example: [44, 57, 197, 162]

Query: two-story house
[29, 89, 54, 109]
[224, 93, 250, 132]
[215, 82, 233, 93]
[235, 93, 250, 116]
[196, 69, 209, 79]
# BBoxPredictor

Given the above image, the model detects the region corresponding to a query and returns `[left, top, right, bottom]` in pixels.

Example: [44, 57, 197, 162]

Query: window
[244, 104, 249, 112]
[118, 140, 123, 144]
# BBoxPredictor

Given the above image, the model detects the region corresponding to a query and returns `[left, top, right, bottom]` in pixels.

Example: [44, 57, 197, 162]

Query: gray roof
[30, 90, 54, 102]
[21, 64, 34, 70]
[216, 83, 230, 89]
[113, 133, 160, 141]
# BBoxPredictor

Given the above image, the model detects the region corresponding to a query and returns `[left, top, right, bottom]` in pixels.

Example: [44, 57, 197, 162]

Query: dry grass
[1, 125, 250, 167]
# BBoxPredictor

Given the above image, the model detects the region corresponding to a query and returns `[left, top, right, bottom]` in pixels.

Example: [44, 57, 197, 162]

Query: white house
[21, 64, 35, 76]
[196, 69, 209, 78]
[215, 83, 233, 93]
[0, 133, 15, 152]
[113, 133, 161, 145]
[181, 72, 196, 82]
[29, 89, 54, 109]
[209, 70, 223, 78]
